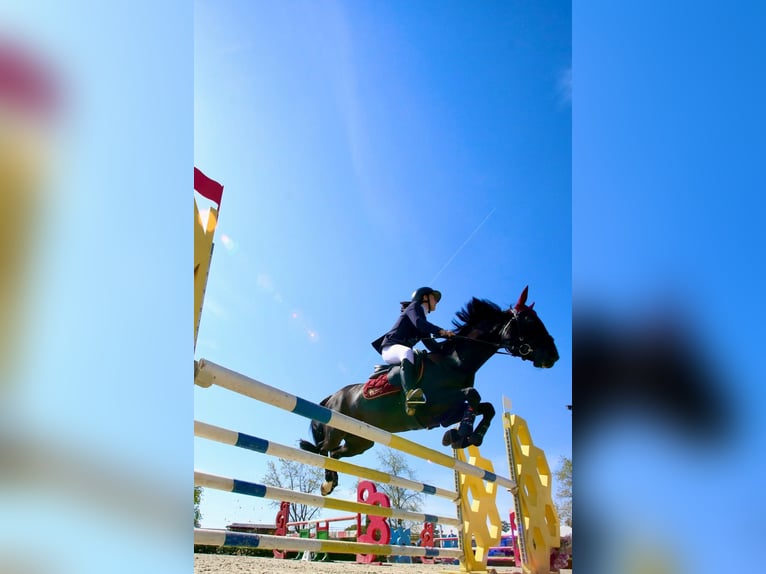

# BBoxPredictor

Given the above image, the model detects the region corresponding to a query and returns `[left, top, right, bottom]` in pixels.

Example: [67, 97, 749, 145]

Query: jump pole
[194, 470, 461, 528]
[195, 358, 519, 572]
[194, 420, 458, 500]
[195, 528, 464, 561]
[195, 358, 517, 494]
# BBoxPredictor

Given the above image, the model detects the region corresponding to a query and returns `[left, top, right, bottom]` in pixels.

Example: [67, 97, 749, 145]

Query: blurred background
[1, 2, 190, 574]
[574, 2, 766, 572]
[2, 1, 765, 574]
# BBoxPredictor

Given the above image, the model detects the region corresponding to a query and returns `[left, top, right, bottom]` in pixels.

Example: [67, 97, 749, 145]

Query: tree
[194, 486, 203, 528]
[370, 448, 425, 528]
[554, 455, 572, 528]
[262, 458, 324, 525]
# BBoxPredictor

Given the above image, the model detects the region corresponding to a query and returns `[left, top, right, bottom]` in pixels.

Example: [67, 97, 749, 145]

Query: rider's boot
[401, 359, 425, 416]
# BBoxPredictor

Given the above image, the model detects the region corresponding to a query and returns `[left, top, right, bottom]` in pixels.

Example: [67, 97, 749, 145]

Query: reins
[436, 311, 532, 357]
[437, 334, 516, 356]
[445, 335, 514, 355]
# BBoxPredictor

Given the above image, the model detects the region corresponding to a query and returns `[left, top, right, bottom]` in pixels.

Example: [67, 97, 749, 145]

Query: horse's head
[501, 286, 559, 369]
[451, 288, 559, 369]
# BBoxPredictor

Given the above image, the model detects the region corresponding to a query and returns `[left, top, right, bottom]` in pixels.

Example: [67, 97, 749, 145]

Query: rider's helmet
[411, 287, 442, 303]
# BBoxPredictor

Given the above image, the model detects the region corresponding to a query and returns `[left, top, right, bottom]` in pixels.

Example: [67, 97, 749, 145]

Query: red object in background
[272, 501, 290, 559]
[510, 511, 521, 566]
[0, 38, 59, 121]
[419, 522, 435, 564]
[356, 481, 391, 563]
[194, 167, 224, 207]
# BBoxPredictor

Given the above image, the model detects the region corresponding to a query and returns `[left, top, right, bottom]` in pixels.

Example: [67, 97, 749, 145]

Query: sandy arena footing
[195, 553, 572, 574]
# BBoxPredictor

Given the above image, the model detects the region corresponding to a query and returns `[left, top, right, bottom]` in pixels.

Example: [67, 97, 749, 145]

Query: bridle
[501, 308, 535, 358]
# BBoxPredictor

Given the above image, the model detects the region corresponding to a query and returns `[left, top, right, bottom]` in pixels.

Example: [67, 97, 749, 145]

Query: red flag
[194, 167, 224, 206]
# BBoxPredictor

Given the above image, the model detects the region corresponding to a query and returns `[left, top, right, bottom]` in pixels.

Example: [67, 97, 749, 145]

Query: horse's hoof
[320, 482, 334, 496]
[467, 433, 484, 447]
[442, 429, 458, 447]
[443, 429, 470, 449]
[452, 436, 470, 449]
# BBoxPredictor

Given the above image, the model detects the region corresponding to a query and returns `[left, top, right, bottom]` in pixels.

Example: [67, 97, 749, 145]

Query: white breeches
[381, 344, 414, 365]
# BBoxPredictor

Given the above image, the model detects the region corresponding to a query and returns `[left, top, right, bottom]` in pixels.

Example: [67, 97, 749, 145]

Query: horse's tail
[298, 395, 330, 454]
[298, 420, 325, 454]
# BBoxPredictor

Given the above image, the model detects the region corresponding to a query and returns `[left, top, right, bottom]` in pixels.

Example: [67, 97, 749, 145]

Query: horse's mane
[451, 298, 506, 334]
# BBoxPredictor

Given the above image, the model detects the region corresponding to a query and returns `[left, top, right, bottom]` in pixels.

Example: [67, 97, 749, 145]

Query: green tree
[194, 486, 203, 528]
[554, 455, 572, 528]
[369, 448, 424, 528]
[262, 458, 324, 525]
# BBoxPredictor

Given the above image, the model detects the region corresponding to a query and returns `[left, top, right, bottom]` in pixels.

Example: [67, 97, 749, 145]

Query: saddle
[362, 372, 400, 400]
[362, 353, 425, 400]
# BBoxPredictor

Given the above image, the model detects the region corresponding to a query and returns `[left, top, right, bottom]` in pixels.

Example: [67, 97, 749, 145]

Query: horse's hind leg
[329, 435, 375, 460]
[320, 434, 375, 496]
[320, 471, 338, 496]
[318, 427, 345, 496]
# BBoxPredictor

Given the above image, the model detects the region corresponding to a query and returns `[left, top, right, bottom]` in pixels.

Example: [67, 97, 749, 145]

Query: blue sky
[194, 0, 571, 530]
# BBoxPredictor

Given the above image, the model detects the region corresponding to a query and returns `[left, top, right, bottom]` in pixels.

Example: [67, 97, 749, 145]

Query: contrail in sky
[429, 208, 497, 284]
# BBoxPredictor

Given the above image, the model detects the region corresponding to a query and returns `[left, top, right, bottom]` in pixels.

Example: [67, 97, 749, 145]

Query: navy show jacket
[371, 301, 445, 353]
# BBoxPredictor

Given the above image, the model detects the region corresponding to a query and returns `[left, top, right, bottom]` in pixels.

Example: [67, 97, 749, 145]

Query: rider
[371, 287, 455, 414]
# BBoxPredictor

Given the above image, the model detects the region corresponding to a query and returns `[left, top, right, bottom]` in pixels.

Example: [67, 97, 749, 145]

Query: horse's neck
[431, 340, 496, 374]
[459, 343, 497, 372]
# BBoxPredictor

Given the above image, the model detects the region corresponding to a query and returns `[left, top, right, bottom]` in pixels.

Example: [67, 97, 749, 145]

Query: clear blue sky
[194, 0, 571, 529]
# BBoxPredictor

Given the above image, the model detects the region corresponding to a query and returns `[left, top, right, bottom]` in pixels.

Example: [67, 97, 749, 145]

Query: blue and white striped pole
[195, 420, 458, 500]
[195, 358, 517, 493]
[195, 528, 464, 559]
[194, 470, 461, 527]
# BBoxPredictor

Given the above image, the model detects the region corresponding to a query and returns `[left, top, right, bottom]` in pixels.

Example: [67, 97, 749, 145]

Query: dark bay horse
[299, 286, 559, 495]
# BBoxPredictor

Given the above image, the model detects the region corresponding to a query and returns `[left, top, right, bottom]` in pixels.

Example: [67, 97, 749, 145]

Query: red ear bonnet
[514, 285, 529, 310]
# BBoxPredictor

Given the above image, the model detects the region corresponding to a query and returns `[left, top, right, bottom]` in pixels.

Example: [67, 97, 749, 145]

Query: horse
[299, 286, 559, 495]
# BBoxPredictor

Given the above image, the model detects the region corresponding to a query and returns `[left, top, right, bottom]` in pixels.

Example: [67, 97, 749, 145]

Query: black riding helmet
[400, 287, 442, 308]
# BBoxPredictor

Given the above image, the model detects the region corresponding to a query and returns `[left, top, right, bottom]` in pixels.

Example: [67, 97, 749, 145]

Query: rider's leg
[381, 344, 411, 365]
[381, 345, 425, 413]
[401, 358, 425, 400]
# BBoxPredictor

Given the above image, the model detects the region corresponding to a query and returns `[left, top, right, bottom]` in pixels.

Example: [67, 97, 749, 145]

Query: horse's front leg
[466, 401, 495, 447]
[442, 388, 485, 449]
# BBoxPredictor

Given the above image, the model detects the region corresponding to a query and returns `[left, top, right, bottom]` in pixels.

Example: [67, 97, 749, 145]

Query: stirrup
[405, 388, 427, 405]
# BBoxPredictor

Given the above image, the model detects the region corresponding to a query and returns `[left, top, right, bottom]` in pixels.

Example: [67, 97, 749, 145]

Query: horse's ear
[514, 286, 529, 310]
[529, 302, 535, 310]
